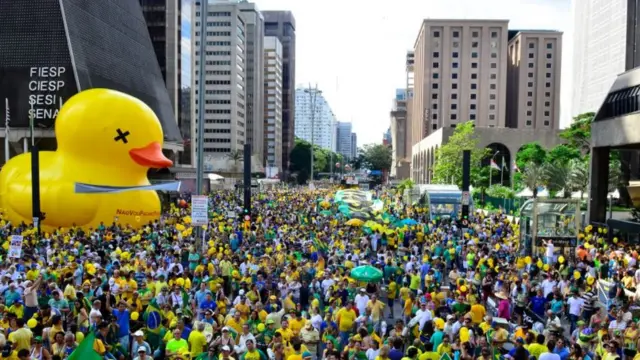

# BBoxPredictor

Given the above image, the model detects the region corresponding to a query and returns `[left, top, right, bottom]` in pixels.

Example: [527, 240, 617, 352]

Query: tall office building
[572, 0, 626, 117]
[411, 20, 509, 146]
[191, 1, 247, 162]
[350, 133, 358, 160]
[294, 87, 336, 151]
[139, 0, 181, 120]
[236, 1, 264, 162]
[391, 89, 410, 178]
[506, 30, 563, 129]
[263, 36, 283, 173]
[263, 11, 296, 172]
[336, 122, 353, 160]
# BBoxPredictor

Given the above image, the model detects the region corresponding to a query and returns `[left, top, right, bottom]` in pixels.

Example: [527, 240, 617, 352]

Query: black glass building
[0, 0, 182, 143]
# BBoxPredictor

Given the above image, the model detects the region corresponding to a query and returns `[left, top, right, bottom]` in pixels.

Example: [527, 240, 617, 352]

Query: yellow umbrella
[346, 218, 365, 226]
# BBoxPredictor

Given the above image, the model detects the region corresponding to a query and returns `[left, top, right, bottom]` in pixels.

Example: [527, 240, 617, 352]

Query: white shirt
[539, 353, 561, 360]
[545, 243, 555, 257]
[408, 309, 433, 330]
[355, 294, 370, 314]
[567, 297, 585, 316]
[366, 348, 380, 360]
[234, 333, 256, 355]
[541, 279, 557, 298]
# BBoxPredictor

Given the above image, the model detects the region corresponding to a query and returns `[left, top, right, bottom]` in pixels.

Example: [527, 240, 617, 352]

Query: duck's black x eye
[114, 128, 131, 144]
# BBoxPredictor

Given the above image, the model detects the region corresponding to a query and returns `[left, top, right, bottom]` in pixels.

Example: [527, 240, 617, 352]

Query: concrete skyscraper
[263, 11, 296, 173]
[572, 0, 626, 117]
[263, 36, 283, 173]
[350, 133, 357, 160]
[294, 87, 336, 151]
[410, 20, 509, 146]
[336, 122, 353, 161]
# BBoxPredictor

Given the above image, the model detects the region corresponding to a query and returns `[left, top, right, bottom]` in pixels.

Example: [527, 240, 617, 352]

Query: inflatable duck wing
[0, 89, 173, 230]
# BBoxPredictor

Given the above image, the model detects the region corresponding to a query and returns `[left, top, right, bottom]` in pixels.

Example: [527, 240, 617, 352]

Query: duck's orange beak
[129, 142, 173, 168]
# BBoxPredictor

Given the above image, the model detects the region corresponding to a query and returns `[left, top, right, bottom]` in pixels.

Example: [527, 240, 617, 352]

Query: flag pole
[4, 98, 9, 163]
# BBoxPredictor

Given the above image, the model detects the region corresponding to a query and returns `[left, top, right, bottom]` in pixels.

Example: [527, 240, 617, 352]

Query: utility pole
[305, 84, 321, 182]
[194, 0, 207, 247]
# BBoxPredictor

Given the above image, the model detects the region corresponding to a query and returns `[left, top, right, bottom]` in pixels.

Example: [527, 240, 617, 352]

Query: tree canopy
[432, 121, 488, 186]
[289, 137, 345, 183]
[360, 144, 392, 171]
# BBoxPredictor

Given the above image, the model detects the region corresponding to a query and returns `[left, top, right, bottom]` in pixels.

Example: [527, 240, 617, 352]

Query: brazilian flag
[143, 299, 162, 333]
[68, 332, 102, 360]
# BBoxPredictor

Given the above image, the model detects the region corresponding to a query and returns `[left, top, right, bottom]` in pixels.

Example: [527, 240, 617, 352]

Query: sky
[181, 0, 574, 146]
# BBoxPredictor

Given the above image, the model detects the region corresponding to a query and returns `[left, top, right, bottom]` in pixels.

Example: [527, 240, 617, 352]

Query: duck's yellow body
[0, 89, 173, 230]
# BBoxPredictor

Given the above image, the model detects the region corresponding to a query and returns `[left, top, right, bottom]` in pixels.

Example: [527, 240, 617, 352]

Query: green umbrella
[320, 210, 332, 216]
[350, 265, 383, 283]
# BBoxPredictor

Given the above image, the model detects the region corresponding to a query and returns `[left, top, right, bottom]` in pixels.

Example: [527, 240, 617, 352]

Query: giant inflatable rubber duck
[0, 88, 174, 230]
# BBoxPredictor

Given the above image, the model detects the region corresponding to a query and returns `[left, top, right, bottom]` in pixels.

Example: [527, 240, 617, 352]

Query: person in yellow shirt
[409, 271, 421, 293]
[188, 322, 208, 358]
[436, 337, 452, 356]
[387, 281, 398, 318]
[7, 301, 24, 320]
[468, 303, 486, 325]
[277, 320, 295, 344]
[367, 295, 385, 323]
[399, 285, 411, 303]
[289, 312, 306, 336]
[122, 272, 138, 300]
[404, 294, 415, 322]
[337, 302, 357, 346]
[226, 311, 245, 335]
[527, 334, 549, 360]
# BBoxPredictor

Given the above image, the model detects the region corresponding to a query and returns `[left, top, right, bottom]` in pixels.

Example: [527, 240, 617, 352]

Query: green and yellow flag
[68, 332, 102, 360]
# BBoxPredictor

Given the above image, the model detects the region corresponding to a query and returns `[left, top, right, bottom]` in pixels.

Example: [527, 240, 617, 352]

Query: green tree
[521, 162, 545, 198]
[289, 138, 331, 182]
[559, 112, 594, 155]
[543, 161, 572, 197]
[569, 158, 589, 199]
[516, 142, 547, 169]
[225, 149, 244, 172]
[432, 121, 489, 186]
[361, 144, 392, 171]
[546, 144, 582, 165]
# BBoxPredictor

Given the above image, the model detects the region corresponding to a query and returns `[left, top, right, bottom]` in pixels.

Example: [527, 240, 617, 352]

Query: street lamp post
[304, 85, 321, 182]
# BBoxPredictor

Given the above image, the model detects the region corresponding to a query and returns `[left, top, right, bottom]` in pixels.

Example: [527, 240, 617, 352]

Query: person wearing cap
[354, 288, 369, 316]
[300, 321, 320, 359]
[219, 345, 235, 360]
[29, 335, 51, 360]
[131, 330, 151, 356]
[133, 345, 150, 360]
[213, 327, 237, 350]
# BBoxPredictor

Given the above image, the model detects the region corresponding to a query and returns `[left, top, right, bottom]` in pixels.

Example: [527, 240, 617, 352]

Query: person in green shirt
[166, 328, 189, 357]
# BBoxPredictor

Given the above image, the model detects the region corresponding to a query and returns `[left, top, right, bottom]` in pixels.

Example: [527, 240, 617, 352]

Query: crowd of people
[0, 186, 637, 360]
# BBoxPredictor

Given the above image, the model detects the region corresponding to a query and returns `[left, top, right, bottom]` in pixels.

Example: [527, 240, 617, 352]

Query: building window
[470, 94, 477, 100]
[470, 114, 476, 120]
[451, 93, 458, 99]
[489, 104, 496, 110]
[451, 104, 457, 110]
[491, 52, 497, 58]
[432, 83, 439, 89]
[452, 83, 458, 89]
[545, 101, 550, 106]
[451, 114, 457, 120]
[453, 31, 459, 38]
[471, 83, 477, 90]
[433, 51, 440, 58]
[546, 53, 552, 59]
[528, 72, 534, 78]
[491, 63, 497, 68]
[432, 94, 438, 99]
[472, 31, 479, 37]
[433, 62, 439, 68]
[471, 62, 478, 69]
[489, 114, 495, 120]
[546, 73, 551, 78]
[490, 94, 496, 100]
[527, 110, 532, 116]
[526, 120, 532, 126]
[528, 82, 533, 87]
[527, 101, 533, 106]
[529, 43, 535, 49]
[529, 53, 534, 59]
[545, 82, 551, 87]
[434, 31, 440, 37]
[433, 124, 438, 130]
[472, 41, 479, 48]
[433, 114, 438, 120]
[547, 43, 553, 49]
[546, 63, 552, 68]
[472, 52, 478, 58]
[528, 63, 534, 68]
[433, 73, 439, 79]
[528, 91, 533, 97]
[544, 111, 550, 116]
[471, 73, 477, 79]
[544, 120, 550, 126]
[452, 73, 458, 79]
[490, 84, 496, 90]
[452, 51, 459, 58]
[491, 31, 498, 38]
[452, 62, 459, 68]
[490, 74, 497, 80]
[470, 104, 476, 110]
[432, 103, 438, 109]
[453, 41, 459, 48]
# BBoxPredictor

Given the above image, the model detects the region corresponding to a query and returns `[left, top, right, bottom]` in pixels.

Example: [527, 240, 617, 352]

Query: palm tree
[569, 159, 589, 199]
[522, 162, 545, 198]
[544, 161, 572, 198]
[226, 149, 244, 172]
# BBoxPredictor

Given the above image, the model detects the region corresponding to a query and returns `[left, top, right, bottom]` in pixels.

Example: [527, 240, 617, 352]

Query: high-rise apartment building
[411, 20, 509, 146]
[140, 0, 181, 121]
[236, 1, 264, 162]
[506, 30, 563, 129]
[294, 87, 336, 151]
[263, 11, 296, 172]
[336, 122, 353, 161]
[572, 0, 626, 117]
[191, 1, 247, 161]
[263, 36, 283, 172]
[351, 133, 358, 160]
[391, 89, 410, 179]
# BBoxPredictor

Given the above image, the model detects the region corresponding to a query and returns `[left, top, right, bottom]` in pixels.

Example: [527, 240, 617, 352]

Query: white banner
[8, 235, 23, 258]
[191, 195, 209, 226]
